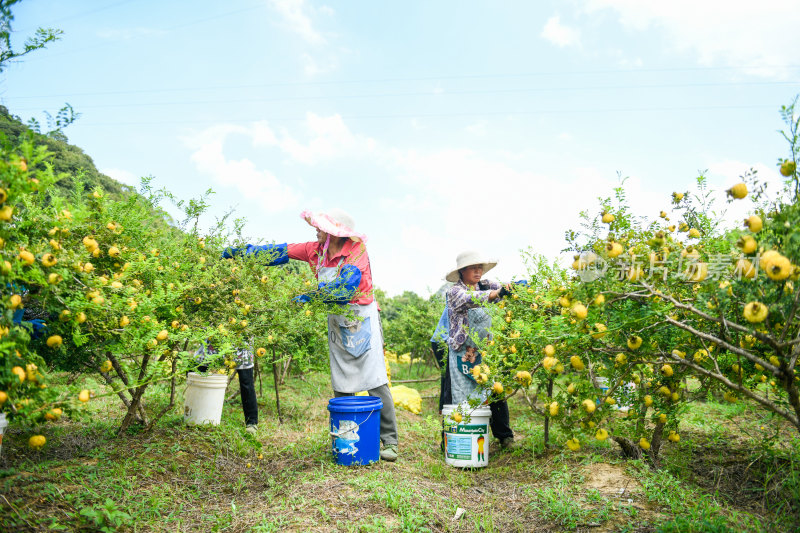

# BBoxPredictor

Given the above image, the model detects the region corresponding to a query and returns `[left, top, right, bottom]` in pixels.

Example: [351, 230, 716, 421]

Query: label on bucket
[332, 419, 360, 456]
[444, 424, 487, 460]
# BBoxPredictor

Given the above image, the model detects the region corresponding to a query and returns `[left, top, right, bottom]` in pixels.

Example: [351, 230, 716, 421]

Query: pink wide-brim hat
[300, 208, 367, 243]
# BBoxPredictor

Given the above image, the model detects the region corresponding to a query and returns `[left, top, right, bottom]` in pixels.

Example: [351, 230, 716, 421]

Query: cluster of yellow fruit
[470, 363, 491, 384]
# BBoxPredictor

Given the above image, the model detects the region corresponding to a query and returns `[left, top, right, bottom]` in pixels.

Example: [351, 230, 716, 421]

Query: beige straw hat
[445, 250, 497, 283]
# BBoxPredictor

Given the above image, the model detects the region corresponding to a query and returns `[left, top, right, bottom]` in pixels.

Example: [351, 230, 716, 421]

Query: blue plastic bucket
[327, 396, 383, 466]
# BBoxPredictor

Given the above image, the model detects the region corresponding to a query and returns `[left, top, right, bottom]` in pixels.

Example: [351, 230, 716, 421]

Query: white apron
[318, 262, 388, 393]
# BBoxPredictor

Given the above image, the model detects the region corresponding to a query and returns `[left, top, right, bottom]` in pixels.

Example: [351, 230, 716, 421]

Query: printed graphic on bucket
[444, 424, 487, 460]
[332, 419, 360, 456]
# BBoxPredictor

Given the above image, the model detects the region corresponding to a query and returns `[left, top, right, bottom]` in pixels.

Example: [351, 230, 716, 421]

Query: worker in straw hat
[443, 250, 516, 449]
[222, 208, 398, 462]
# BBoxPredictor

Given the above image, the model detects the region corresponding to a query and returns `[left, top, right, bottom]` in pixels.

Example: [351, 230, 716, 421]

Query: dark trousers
[238, 367, 258, 426]
[432, 341, 513, 440]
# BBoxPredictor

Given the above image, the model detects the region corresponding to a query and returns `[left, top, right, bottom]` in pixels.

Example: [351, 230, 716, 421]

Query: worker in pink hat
[223, 208, 398, 462]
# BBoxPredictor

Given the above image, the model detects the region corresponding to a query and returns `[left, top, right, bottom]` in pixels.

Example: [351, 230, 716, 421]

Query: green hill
[0, 105, 131, 197]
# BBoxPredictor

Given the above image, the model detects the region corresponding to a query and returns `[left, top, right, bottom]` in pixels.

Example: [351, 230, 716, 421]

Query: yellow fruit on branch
[566, 438, 580, 451]
[668, 431, 680, 443]
[727, 182, 748, 199]
[0, 205, 14, 221]
[582, 399, 596, 413]
[492, 382, 504, 395]
[779, 160, 796, 177]
[644, 395, 653, 407]
[119, 315, 130, 327]
[627, 336, 643, 350]
[451, 412, 462, 423]
[590, 323, 607, 339]
[549, 402, 559, 416]
[18, 250, 35, 265]
[743, 301, 768, 323]
[12, 366, 26, 382]
[734, 258, 756, 279]
[46, 335, 63, 348]
[108, 246, 121, 257]
[28, 435, 46, 449]
[44, 407, 62, 421]
[606, 242, 624, 258]
[100, 360, 113, 373]
[601, 212, 615, 224]
[688, 228, 701, 238]
[0, 391, 7, 404]
[41, 253, 57, 267]
[156, 330, 169, 342]
[514, 370, 531, 387]
[744, 215, 763, 233]
[661, 364, 674, 377]
[737, 235, 757, 254]
[78, 389, 90, 402]
[595, 429, 609, 441]
[763, 253, 792, 281]
[571, 303, 588, 320]
[9, 294, 22, 308]
[639, 438, 651, 450]
[685, 262, 708, 282]
[672, 192, 684, 203]
[627, 266, 645, 282]
[256, 347, 267, 357]
[543, 344, 556, 356]
[542, 356, 558, 372]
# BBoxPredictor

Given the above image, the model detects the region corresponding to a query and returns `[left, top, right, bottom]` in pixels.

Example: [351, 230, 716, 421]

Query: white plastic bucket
[596, 377, 635, 412]
[442, 403, 491, 468]
[184, 372, 229, 426]
[0, 413, 7, 455]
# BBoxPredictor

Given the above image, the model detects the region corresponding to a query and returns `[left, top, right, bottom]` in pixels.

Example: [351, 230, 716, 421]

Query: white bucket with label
[184, 372, 229, 426]
[0, 413, 7, 455]
[442, 403, 491, 468]
[596, 377, 635, 412]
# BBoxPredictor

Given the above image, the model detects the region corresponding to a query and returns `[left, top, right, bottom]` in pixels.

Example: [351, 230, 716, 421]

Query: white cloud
[268, 0, 327, 45]
[277, 112, 376, 165]
[465, 121, 488, 136]
[101, 167, 139, 186]
[541, 15, 581, 48]
[182, 123, 299, 213]
[579, 0, 800, 77]
[301, 52, 338, 76]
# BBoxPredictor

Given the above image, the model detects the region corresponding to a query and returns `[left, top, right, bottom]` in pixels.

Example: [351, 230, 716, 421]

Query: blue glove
[222, 243, 289, 265]
[513, 280, 529, 286]
[318, 265, 362, 304]
[28, 319, 48, 339]
[292, 294, 311, 303]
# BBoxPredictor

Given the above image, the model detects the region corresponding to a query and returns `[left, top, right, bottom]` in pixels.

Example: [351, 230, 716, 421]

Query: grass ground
[1, 362, 799, 532]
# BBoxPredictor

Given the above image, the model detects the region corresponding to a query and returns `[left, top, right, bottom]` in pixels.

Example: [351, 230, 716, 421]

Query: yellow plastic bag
[390, 385, 422, 415]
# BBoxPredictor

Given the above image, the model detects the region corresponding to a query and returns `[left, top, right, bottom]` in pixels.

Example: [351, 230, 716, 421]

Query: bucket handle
[329, 408, 377, 438]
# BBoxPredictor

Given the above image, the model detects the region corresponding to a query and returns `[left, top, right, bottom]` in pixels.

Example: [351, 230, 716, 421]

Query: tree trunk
[272, 348, 283, 424]
[543, 377, 553, 448]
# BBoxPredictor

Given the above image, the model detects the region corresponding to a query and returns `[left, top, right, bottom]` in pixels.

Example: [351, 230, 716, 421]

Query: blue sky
[2, 0, 799, 296]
